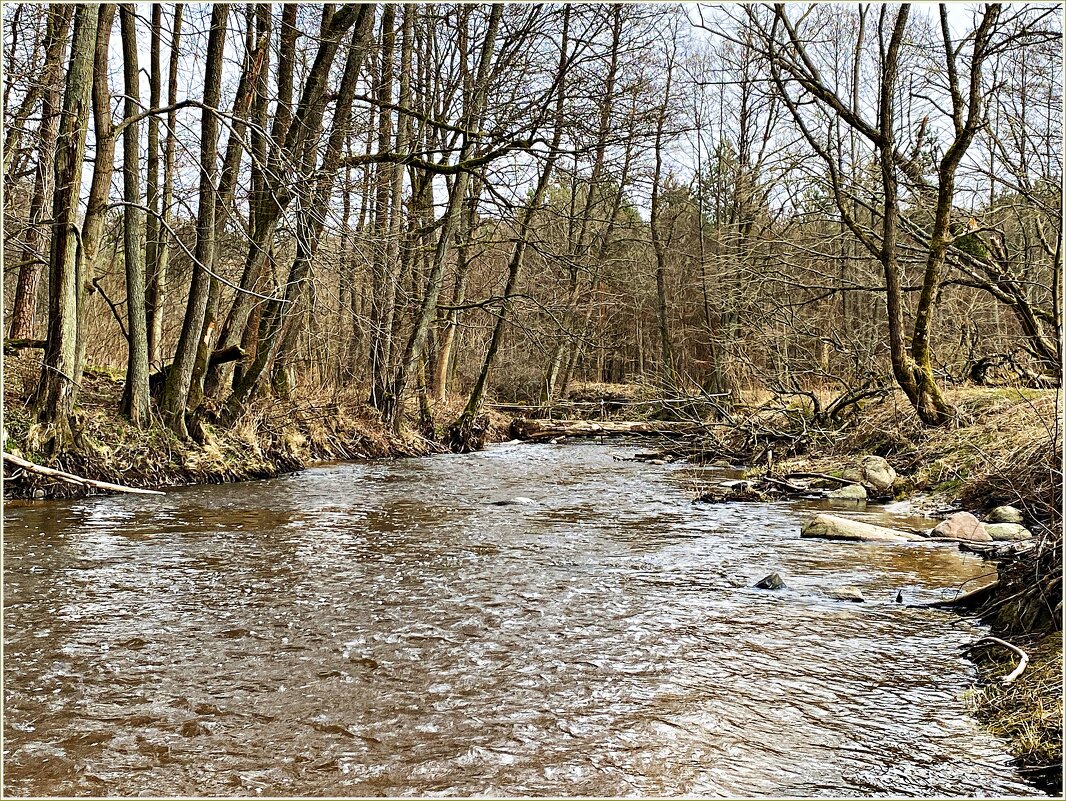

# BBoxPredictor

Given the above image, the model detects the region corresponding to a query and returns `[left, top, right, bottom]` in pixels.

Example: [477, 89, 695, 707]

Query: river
[2, 442, 1044, 797]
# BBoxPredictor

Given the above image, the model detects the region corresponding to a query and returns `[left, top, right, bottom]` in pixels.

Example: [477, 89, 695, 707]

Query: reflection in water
[2, 443, 1042, 797]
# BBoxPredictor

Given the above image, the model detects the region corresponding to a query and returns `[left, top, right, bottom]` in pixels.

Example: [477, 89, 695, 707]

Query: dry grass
[1, 353, 483, 498]
[966, 632, 1063, 787]
[771, 386, 1061, 527]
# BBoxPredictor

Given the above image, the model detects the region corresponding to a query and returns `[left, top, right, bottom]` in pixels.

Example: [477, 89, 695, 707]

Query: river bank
[2, 352, 509, 500]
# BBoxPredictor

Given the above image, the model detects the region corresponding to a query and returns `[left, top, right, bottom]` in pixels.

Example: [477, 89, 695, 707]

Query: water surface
[3, 442, 1038, 797]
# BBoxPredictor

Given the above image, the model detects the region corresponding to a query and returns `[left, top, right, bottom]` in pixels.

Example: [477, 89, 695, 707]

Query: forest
[1, 3, 1063, 797]
[2, 2, 1059, 448]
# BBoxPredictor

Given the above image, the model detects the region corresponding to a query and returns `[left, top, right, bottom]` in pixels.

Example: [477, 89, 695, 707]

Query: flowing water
[2, 442, 1044, 797]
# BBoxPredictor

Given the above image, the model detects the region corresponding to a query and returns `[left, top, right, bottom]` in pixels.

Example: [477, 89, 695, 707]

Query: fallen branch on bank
[783, 471, 863, 486]
[510, 418, 702, 441]
[971, 636, 1030, 684]
[2, 451, 164, 496]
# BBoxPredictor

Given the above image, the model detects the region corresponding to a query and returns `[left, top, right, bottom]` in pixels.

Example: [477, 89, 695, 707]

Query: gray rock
[860, 455, 897, 493]
[987, 505, 1024, 524]
[825, 586, 865, 603]
[754, 572, 786, 590]
[801, 513, 921, 543]
[842, 467, 864, 484]
[648, 459, 666, 465]
[983, 522, 1032, 541]
[826, 484, 868, 501]
[932, 511, 991, 543]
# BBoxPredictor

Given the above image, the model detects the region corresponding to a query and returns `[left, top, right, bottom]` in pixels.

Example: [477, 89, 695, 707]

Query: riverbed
[2, 442, 1043, 796]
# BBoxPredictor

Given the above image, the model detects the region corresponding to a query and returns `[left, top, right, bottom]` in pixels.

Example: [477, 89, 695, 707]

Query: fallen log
[784, 471, 863, 486]
[510, 417, 702, 441]
[2, 451, 164, 496]
[926, 580, 1000, 609]
[3, 337, 48, 355]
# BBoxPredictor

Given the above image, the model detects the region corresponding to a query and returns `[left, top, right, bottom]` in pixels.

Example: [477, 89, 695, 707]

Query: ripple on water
[2, 442, 1044, 797]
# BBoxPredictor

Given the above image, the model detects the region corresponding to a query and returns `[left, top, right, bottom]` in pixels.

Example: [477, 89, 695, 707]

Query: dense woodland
[2, 2, 1062, 450]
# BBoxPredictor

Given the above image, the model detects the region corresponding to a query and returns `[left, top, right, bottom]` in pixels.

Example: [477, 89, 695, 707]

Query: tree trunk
[32, 4, 99, 451]
[452, 6, 571, 448]
[383, 4, 503, 429]
[145, 2, 180, 369]
[158, 4, 228, 438]
[8, 5, 72, 341]
[119, 4, 150, 427]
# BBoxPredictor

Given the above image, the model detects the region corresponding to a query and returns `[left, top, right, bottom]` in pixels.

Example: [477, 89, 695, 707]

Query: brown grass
[1, 353, 494, 499]
[772, 386, 1061, 526]
[967, 632, 1063, 789]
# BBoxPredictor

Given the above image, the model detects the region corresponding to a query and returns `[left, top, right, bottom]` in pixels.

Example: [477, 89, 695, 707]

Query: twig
[91, 277, 130, 341]
[926, 580, 1000, 608]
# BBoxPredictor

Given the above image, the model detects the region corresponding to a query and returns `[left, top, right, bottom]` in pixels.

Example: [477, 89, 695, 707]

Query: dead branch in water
[926, 580, 1001, 609]
[2, 451, 164, 495]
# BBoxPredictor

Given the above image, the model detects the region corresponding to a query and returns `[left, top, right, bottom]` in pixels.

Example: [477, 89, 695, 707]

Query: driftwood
[510, 418, 701, 441]
[970, 635, 1030, 684]
[783, 471, 863, 486]
[926, 580, 1000, 609]
[2, 451, 164, 495]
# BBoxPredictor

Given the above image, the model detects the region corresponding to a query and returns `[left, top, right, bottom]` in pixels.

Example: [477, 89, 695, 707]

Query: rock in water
[895, 590, 904, 603]
[983, 522, 1032, 541]
[860, 455, 897, 493]
[800, 514, 921, 543]
[987, 505, 1024, 524]
[931, 511, 992, 542]
[490, 496, 536, 507]
[825, 586, 865, 603]
[826, 484, 868, 501]
[754, 572, 786, 590]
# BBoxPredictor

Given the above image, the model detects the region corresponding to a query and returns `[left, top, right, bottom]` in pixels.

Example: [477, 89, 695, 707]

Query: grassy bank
[966, 632, 1063, 793]
[1, 353, 507, 499]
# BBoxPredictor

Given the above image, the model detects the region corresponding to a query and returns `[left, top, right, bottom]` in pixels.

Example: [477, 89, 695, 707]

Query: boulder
[825, 586, 865, 603]
[754, 572, 786, 590]
[826, 484, 867, 501]
[860, 456, 897, 493]
[800, 514, 921, 543]
[931, 511, 991, 542]
[987, 505, 1024, 524]
[840, 456, 897, 494]
[983, 522, 1032, 541]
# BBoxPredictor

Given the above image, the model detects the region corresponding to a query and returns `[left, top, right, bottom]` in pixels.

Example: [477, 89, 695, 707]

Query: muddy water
[2, 442, 1042, 797]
